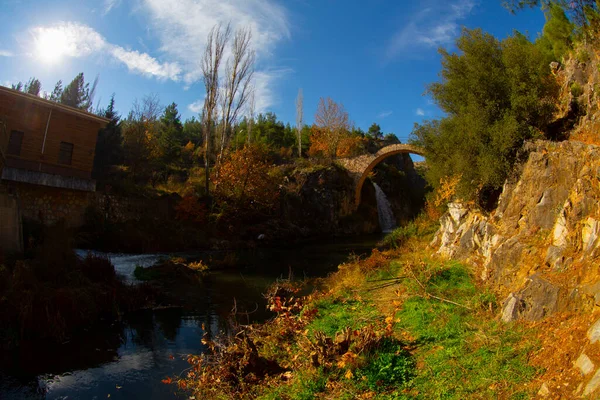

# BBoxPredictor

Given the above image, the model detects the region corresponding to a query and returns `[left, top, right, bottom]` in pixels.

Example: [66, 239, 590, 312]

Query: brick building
[0, 86, 109, 252]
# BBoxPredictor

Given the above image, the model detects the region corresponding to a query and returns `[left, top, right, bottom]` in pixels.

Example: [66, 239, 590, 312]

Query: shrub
[571, 81, 584, 97]
[357, 340, 415, 391]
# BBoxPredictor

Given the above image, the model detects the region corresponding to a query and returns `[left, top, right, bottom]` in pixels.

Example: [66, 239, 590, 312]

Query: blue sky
[0, 0, 545, 141]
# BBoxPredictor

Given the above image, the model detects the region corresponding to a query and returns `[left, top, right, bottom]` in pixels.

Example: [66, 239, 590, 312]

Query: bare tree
[218, 26, 255, 164]
[201, 23, 231, 197]
[314, 97, 350, 158]
[295, 88, 304, 157]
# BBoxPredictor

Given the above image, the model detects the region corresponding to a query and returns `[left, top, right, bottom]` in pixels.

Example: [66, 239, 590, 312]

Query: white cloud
[30, 22, 107, 58]
[253, 68, 292, 113]
[103, 0, 121, 15]
[377, 110, 393, 119]
[26, 0, 291, 111]
[27, 22, 183, 81]
[416, 108, 426, 116]
[386, 0, 476, 59]
[0, 50, 13, 57]
[111, 47, 182, 81]
[138, 0, 291, 107]
[188, 98, 205, 114]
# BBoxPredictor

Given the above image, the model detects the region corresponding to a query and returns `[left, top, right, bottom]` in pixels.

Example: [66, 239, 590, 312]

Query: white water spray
[373, 182, 397, 233]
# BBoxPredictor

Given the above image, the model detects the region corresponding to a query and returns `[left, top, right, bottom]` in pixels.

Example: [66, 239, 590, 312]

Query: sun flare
[33, 27, 70, 65]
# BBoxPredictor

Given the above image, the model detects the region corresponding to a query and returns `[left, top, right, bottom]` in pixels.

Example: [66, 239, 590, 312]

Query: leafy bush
[357, 340, 415, 391]
[411, 28, 558, 206]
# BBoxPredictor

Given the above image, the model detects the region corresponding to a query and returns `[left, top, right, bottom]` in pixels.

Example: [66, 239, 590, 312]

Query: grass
[305, 298, 378, 337]
[391, 261, 540, 399]
[177, 216, 542, 399]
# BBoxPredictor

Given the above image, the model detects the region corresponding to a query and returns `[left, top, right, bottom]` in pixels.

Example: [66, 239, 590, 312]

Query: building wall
[0, 191, 23, 254]
[4, 182, 174, 230]
[0, 88, 103, 180]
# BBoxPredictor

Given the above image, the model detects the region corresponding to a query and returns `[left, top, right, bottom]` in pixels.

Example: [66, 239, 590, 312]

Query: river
[0, 235, 382, 400]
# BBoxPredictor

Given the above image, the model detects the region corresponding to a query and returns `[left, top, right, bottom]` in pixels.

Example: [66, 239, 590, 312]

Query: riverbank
[172, 216, 547, 399]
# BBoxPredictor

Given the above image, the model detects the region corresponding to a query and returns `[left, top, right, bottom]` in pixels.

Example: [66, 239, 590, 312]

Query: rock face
[432, 140, 600, 321]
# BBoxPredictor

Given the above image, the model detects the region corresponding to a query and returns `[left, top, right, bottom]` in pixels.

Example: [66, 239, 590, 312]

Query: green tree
[183, 116, 203, 146]
[11, 77, 41, 96]
[48, 80, 63, 102]
[93, 95, 123, 181]
[60, 73, 98, 110]
[536, 3, 574, 60]
[411, 28, 558, 205]
[367, 123, 383, 140]
[158, 102, 184, 165]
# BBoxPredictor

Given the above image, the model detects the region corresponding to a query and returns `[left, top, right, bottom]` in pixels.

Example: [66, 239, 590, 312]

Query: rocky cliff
[433, 139, 600, 321]
[432, 139, 600, 397]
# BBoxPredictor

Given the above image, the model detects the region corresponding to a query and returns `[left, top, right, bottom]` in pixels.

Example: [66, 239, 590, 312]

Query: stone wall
[0, 191, 22, 254]
[1, 181, 175, 229]
[10, 182, 93, 227]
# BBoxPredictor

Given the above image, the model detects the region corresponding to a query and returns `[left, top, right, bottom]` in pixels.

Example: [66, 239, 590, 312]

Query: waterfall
[373, 182, 397, 233]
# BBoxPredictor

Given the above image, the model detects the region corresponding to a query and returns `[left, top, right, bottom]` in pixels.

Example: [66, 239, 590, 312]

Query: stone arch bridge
[337, 144, 426, 208]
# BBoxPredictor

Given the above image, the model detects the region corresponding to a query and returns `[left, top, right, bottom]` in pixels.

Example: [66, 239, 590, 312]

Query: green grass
[355, 339, 415, 392]
[257, 369, 329, 400]
[393, 261, 540, 399]
[306, 298, 378, 337]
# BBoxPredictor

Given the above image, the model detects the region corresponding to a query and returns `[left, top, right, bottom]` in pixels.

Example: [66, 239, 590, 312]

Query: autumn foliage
[175, 194, 207, 223]
[212, 144, 280, 215]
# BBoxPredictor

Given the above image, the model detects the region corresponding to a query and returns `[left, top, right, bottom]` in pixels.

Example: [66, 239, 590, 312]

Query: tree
[24, 78, 42, 96]
[48, 80, 63, 102]
[121, 94, 162, 182]
[60, 73, 98, 110]
[411, 28, 558, 205]
[367, 123, 383, 140]
[295, 89, 304, 157]
[312, 97, 350, 158]
[11, 77, 41, 96]
[11, 82, 23, 92]
[212, 143, 280, 217]
[503, 0, 596, 36]
[536, 2, 574, 60]
[247, 90, 256, 144]
[183, 116, 203, 146]
[218, 26, 255, 164]
[201, 23, 231, 197]
[93, 94, 123, 181]
[158, 102, 184, 165]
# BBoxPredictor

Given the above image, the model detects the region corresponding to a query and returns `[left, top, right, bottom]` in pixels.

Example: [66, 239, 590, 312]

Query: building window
[58, 142, 74, 165]
[7, 130, 24, 156]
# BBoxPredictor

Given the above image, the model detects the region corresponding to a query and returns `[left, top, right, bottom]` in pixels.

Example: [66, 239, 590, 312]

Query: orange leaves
[336, 136, 366, 158]
[161, 377, 173, 385]
[433, 174, 462, 207]
[175, 194, 207, 223]
[212, 144, 280, 214]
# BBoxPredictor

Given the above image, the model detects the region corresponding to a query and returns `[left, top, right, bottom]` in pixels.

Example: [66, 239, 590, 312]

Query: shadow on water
[0, 235, 382, 399]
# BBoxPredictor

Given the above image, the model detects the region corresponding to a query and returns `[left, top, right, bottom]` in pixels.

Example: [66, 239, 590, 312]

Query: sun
[34, 27, 70, 65]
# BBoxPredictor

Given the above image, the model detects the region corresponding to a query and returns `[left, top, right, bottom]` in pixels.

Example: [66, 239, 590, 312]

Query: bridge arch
[337, 144, 426, 208]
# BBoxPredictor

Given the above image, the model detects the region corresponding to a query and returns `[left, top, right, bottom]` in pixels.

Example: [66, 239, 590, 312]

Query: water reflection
[1, 235, 382, 399]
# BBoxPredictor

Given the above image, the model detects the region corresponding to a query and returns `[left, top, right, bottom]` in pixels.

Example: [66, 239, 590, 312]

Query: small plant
[577, 49, 590, 63]
[380, 223, 419, 249]
[357, 340, 415, 391]
[187, 260, 209, 272]
[571, 82, 583, 97]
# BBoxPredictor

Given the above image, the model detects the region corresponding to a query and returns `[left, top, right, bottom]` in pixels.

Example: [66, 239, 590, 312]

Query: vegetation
[410, 28, 559, 206]
[0, 224, 156, 348]
[166, 217, 542, 399]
